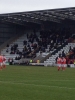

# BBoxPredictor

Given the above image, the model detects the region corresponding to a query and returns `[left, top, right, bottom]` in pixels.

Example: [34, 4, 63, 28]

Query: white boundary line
[0, 80, 75, 90]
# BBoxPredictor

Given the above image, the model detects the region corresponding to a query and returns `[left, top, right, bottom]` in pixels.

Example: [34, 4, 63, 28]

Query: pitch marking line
[0, 80, 75, 90]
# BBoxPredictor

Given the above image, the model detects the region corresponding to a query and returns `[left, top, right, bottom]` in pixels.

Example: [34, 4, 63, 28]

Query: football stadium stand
[0, 7, 75, 66]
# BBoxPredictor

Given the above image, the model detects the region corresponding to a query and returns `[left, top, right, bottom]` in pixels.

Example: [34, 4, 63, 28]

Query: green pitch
[0, 65, 75, 100]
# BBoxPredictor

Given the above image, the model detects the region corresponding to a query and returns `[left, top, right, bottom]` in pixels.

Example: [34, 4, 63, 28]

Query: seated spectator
[23, 40, 27, 45]
[15, 56, 18, 60]
[10, 51, 15, 54]
[6, 49, 9, 52]
[8, 58, 14, 65]
[62, 50, 66, 57]
[6, 44, 9, 47]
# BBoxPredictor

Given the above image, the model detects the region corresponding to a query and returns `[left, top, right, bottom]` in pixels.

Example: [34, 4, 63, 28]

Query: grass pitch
[0, 65, 75, 100]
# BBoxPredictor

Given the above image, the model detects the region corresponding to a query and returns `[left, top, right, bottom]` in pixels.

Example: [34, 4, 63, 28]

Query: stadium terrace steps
[44, 43, 75, 66]
[1, 32, 40, 62]
[1, 33, 28, 60]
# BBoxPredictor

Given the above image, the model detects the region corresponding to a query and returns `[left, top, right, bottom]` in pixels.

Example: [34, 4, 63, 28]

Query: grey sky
[0, 0, 75, 14]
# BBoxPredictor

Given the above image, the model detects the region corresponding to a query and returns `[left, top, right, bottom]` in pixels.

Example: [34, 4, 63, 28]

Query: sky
[0, 0, 75, 14]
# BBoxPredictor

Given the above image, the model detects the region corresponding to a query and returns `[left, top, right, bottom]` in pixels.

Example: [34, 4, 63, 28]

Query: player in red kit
[0, 55, 3, 70]
[57, 57, 62, 71]
[61, 57, 66, 71]
[3, 55, 6, 68]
